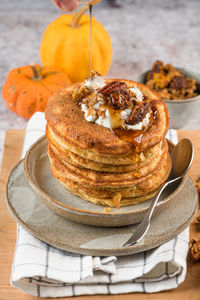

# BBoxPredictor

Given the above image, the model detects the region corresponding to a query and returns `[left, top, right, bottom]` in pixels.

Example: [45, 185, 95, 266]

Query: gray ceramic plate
[23, 136, 186, 227]
[6, 160, 198, 256]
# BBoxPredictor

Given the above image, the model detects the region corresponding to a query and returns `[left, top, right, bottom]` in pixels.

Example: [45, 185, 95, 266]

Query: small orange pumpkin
[2, 64, 71, 119]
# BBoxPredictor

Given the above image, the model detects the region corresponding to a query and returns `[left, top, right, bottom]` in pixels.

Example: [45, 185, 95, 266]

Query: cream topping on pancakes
[95, 109, 113, 130]
[129, 87, 143, 103]
[81, 75, 151, 131]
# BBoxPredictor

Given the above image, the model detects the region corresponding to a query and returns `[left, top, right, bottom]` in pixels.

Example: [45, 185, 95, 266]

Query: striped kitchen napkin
[11, 112, 189, 297]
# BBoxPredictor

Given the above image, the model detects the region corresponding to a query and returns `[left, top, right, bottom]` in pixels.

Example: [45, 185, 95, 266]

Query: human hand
[51, 0, 79, 12]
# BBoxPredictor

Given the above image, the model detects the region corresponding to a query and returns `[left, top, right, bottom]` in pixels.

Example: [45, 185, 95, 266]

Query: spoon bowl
[123, 138, 194, 247]
[170, 139, 194, 179]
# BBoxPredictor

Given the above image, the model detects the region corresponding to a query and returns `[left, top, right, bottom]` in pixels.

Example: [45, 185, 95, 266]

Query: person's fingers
[51, 0, 79, 12]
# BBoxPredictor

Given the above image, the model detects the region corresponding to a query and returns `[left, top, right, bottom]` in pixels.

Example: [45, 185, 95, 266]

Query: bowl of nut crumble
[137, 61, 200, 128]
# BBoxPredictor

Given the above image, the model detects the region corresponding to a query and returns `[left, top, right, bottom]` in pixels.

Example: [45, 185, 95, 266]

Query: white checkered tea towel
[11, 112, 189, 297]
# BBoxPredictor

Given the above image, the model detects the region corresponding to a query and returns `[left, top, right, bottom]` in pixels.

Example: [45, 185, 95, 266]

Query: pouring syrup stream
[79, 0, 94, 76]
[89, 4, 93, 75]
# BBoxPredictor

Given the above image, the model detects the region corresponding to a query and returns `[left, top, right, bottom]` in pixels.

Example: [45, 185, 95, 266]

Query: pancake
[46, 124, 145, 165]
[45, 80, 169, 156]
[46, 124, 166, 167]
[49, 137, 166, 173]
[48, 141, 168, 187]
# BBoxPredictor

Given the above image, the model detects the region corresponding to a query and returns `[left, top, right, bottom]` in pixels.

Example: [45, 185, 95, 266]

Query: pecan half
[126, 102, 150, 125]
[98, 81, 127, 96]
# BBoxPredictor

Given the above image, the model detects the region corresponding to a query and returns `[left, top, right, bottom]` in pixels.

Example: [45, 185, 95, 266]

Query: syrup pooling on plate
[73, 73, 157, 147]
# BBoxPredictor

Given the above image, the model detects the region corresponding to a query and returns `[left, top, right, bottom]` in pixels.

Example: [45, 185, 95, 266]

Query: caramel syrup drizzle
[114, 109, 155, 148]
[114, 128, 143, 148]
[100, 104, 152, 149]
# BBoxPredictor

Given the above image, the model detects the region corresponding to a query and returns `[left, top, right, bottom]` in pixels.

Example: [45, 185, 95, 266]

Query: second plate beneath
[6, 160, 198, 256]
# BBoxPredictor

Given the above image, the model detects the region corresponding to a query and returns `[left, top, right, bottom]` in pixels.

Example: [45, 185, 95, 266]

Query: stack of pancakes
[45, 79, 171, 208]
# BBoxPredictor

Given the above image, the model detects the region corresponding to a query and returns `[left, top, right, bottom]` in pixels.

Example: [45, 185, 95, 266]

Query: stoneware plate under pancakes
[6, 160, 198, 256]
[23, 136, 186, 227]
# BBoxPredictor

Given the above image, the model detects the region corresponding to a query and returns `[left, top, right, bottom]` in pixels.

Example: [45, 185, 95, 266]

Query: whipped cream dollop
[129, 87, 143, 103]
[95, 109, 113, 130]
[80, 76, 151, 131]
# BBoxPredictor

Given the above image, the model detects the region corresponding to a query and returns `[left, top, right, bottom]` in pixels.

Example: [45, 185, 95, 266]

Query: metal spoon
[123, 138, 194, 247]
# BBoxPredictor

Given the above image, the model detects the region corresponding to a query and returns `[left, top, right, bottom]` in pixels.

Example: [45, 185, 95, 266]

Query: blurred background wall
[0, 0, 200, 132]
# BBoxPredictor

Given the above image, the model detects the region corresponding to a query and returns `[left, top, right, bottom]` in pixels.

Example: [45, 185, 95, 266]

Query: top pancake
[45, 80, 169, 156]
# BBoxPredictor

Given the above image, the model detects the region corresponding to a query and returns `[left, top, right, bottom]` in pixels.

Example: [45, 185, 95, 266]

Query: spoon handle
[123, 178, 178, 247]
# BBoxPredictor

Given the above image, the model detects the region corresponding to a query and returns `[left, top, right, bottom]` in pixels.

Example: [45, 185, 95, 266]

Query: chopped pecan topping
[98, 81, 127, 96]
[126, 102, 150, 125]
[106, 90, 133, 110]
[89, 70, 101, 78]
[189, 238, 200, 263]
[82, 93, 104, 107]
[170, 76, 187, 90]
[72, 85, 90, 102]
[97, 107, 106, 117]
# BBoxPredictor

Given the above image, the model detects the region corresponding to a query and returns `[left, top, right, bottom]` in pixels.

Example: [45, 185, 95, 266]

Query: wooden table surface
[0, 130, 200, 300]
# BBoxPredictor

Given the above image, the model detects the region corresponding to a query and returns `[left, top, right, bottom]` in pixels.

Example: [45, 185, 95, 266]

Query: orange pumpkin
[40, 5, 112, 82]
[2, 64, 71, 119]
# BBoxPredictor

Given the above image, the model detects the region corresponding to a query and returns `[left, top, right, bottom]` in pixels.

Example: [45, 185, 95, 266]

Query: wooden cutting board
[0, 129, 200, 300]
